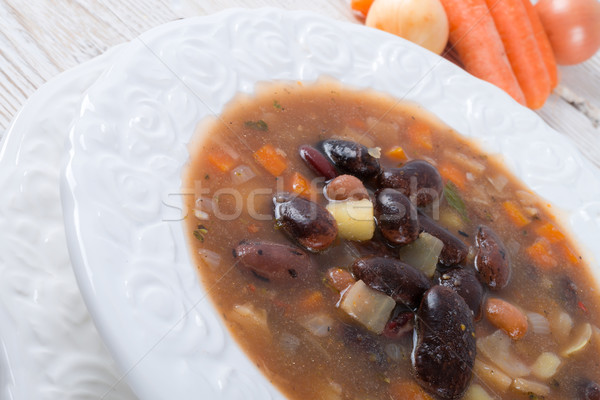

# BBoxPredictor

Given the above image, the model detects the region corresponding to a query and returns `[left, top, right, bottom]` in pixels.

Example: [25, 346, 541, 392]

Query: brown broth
[183, 80, 600, 400]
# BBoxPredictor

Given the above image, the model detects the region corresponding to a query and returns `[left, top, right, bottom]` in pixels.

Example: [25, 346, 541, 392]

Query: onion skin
[535, 0, 600, 65]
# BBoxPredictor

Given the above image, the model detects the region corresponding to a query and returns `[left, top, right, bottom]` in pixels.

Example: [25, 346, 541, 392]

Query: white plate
[61, 8, 600, 400]
[0, 46, 136, 399]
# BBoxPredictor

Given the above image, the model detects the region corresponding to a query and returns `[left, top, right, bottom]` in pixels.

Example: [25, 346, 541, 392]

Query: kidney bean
[438, 267, 485, 321]
[320, 139, 381, 180]
[352, 256, 431, 310]
[233, 241, 315, 283]
[341, 323, 388, 368]
[580, 380, 600, 400]
[374, 188, 420, 245]
[325, 174, 369, 201]
[413, 285, 476, 400]
[474, 226, 512, 290]
[378, 160, 443, 207]
[274, 193, 337, 252]
[299, 144, 337, 180]
[383, 308, 415, 339]
[418, 210, 468, 266]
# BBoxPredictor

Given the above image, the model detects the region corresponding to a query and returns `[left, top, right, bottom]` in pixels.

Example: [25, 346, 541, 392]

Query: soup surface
[184, 81, 600, 400]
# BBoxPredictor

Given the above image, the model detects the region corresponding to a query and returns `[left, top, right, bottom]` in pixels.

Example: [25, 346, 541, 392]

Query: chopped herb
[193, 224, 209, 242]
[273, 100, 282, 109]
[444, 181, 470, 222]
[458, 230, 469, 238]
[244, 120, 268, 131]
[484, 210, 494, 222]
[204, 173, 210, 180]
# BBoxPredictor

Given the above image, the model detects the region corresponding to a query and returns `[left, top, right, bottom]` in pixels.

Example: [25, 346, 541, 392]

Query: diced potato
[477, 330, 531, 378]
[562, 323, 592, 357]
[511, 378, 551, 397]
[231, 303, 269, 332]
[473, 359, 512, 391]
[463, 384, 494, 400]
[531, 352, 562, 380]
[438, 209, 465, 233]
[398, 232, 444, 278]
[339, 280, 395, 334]
[326, 199, 375, 241]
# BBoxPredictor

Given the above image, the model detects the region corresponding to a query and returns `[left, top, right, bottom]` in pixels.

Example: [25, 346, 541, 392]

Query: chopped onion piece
[531, 352, 562, 380]
[527, 312, 551, 335]
[487, 174, 509, 193]
[562, 323, 592, 357]
[384, 343, 409, 363]
[477, 330, 531, 378]
[511, 378, 551, 397]
[231, 303, 269, 332]
[230, 164, 256, 185]
[300, 313, 335, 337]
[279, 332, 301, 354]
[340, 280, 395, 334]
[367, 147, 381, 158]
[550, 311, 574, 344]
[463, 384, 495, 400]
[444, 150, 486, 174]
[194, 209, 209, 220]
[398, 232, 444, 278]
[473, 359, 512, 391]
[197, 248, 221, 269]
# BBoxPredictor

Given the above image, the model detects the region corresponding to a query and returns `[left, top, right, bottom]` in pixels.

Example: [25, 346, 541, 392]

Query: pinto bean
[274, 193, 338, 252]
[438, 267, 485, 321]
[320, 139, 381, 180]
[378, 160, 443, 207]
[233, 241, 315, 283]
[418, 210, 468, 266]
[325, 174, 369, 201]
[413, 285, 476, 400]
[299, 144, 337, 180]
[352, 256, 431, 310]
[374, 188, 420, 245]
[474, 225, 512, 290]
[484, 297, 528, 340]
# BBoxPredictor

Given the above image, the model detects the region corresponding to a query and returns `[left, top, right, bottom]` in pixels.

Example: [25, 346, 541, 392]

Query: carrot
[439, 163, 467, 190]
[439, 0, 526, 105]
[484, 0, 551, 109]
[526, 238, 558, 270]
[485, 298, 528, 340]
[407, 120, 433, 151]
[253, 144, 287, 176]
[502, 200, 530, 228]
[535, 222, 565, 244]
[389, 381, 433, 400]
[299, 291, 325, 313]
[386, 146, 408, 162]
[208, 150, 236, 172]
[351, 0, 375, 18]
[521, 0, 559, 89]
[288, 172, 312, 197]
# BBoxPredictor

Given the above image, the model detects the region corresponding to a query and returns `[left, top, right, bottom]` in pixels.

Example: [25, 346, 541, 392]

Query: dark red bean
[438, 267, 485, 321]
[374, 188, 420, 245]
[418, 210, 468, 266]
[299, 145, 337, 180]
[378, 160, 443, 207]
[274, 193, 338, 252]
[474, 225, 512, 290]
[413, 285, 476, 400]
[233, 241, 315, 283]
[383, 308, 415, 339]
[580, 380, 600, 400]
[352, 257, 431, 310]
[319, 139, 380, 180]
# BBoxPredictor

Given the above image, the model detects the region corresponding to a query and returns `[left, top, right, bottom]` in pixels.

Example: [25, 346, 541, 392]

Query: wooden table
[1, 0, 598, 165]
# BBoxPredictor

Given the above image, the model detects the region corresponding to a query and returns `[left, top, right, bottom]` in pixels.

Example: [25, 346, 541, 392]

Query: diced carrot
[389, 381, 433, 400]
[351, 0, 375, 18]
[526, 238, 558, 270]
[484, 0, 551, 109]
[439, 163, 466, 190]
[521, 0, 558, 89]
[439, 0, 526, 105]
[561, 243, 581, 266]
[535, 222, 565, 244]
[288, 172, 312, 198]
[325, 268, 355, 293]
[407, 120, 433, 151]
[299, 291, 325, 313]
[386, 146, 408, 162]
[208, 150, 235, 172]
[485, 298, 528, 340]
[253, 144, 287, 176]
[247, 223, 260, 234]
[502, 200, 530, 228]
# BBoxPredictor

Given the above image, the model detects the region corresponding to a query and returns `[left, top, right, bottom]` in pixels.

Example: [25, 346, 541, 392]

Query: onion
[527, 312, 551, 335]
[279, 332, 301, 354]
[487, 174, 509, 193]
[197, 248, 221, 269]
[231, 165, 256, 185]
[365, 0, 449, 55]
[477, 330, 531, 378]
[300, 313, 335, 337]
[535, 0, 600, 65]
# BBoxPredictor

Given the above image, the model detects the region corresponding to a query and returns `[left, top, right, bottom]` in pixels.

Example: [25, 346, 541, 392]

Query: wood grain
[0, 0, 598, 166]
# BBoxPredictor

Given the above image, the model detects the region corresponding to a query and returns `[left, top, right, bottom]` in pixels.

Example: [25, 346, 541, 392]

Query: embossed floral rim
[61, 7, 600, 400]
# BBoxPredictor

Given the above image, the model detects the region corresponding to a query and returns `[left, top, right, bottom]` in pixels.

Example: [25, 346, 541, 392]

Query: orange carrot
[253, 144, 287, 177]
[522, 0, 559, 89]
[288, 172, 312, 198]
[386, 146, 408, 162]
[526, 238, 558, 270]
[299, 291, 325, 313]
[407, 120, 433, 151]
[484, 0, 551, 109]
[485, 298, 528, 340]
[535, 222, 565, 243]
[439, 0, 526, 105]
[208, 150, 235, 172]
[351, 0, 375, 19]
[502, 200, 530, 228]
[439, 163, 467, 190]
